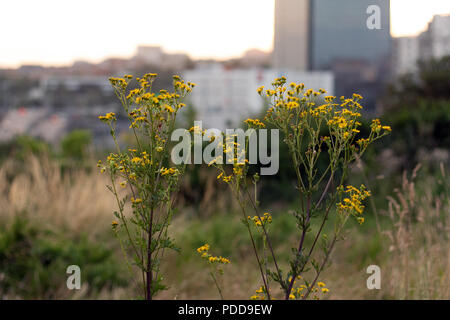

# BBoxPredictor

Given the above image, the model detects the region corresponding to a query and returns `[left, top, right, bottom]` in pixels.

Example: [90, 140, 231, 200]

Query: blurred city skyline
[1, 0, 450, 68]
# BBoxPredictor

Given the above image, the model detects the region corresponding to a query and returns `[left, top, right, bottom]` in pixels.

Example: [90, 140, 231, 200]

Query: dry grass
[0, 155, 118, 237]
[383, 165, 449, 299]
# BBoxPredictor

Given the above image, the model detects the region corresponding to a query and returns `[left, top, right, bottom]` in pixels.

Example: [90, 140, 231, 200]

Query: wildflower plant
[212, 77, 391, 300]
[98, 74, 194, 299]
[196, 244, 231, 299]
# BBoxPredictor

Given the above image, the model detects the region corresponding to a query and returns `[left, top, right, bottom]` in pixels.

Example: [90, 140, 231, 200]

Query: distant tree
[60, 130, 92, 160]
[380, 55, 450, 169]
[383, 55, 450, 111]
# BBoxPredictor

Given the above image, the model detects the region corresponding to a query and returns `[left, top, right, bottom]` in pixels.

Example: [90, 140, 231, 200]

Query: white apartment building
[392, 36, 420, 76]
[183, 65, 334, 130]
[420, 14, 450, 61]
[393, 14, 450, 76]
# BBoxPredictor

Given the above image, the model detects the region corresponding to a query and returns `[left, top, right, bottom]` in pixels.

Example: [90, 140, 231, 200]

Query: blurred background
[0, 0, 448, 299]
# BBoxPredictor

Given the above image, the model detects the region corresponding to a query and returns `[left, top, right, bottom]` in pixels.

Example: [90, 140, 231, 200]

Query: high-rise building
[273, 0, 391, 70]
[273, 0, 391, 112]
[273, 0, 310, 70]
[311, 0, 391, 70]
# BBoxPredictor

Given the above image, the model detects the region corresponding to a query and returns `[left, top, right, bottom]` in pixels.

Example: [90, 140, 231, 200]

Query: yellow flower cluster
[337, 185, 371, 222]
[105, 74, 193, 133]
[250, 278, 329, 300]
[131, 197, 143, 204]
[109, 77, 128, 88]
[134, 73, 157, 89]
[126, 88, 140, 100]
[98, 112, 116, 122]
[160, 167, 179, 176]
[273, 76, 287, 86]
[196, 244, 231, 264]
[100, 153, 125, 175]
[244, 118, 265, 128]
[260, 78, 392, 156]
[288, 278, 330, 300]
[208, 256, 231, 264]
[197, 244, 210, 253]
[99, 149, 158, 185]
[310, 104, 332, 117]
[326, 102, 363, 141]
[131, 157, 142, 164]
[247, 212, 272, 227]
[250, 286, 268, 300]
[130, 151, 152, 166]
[189, 125, 206, 135]
[128, 107, 149, 128]
[173, 76, 196, 95]
[216, 172, 232, 183]
[371, 118, 391, 133]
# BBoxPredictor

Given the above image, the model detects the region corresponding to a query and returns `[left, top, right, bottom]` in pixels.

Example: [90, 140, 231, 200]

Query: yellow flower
[219, 257, 231, 264]
[131, 197, 142, 204]
[324, 95, 334, 102]
[337, 185, 371, 218]
[371, 119, 382, 132]
[322, 288, 329, 293]
[126, 89, 140, 99]
[160, 167, 178, 176]
[111, 220, 119, 228]
[131, 157, 142, 164]
[119, 181, 127, 188]
[248, 212, 272, 227]
[165, 105, 175, 113]
[257, 86, 264, 95]
[244, 118, 265, 128]
[98, 112, 116, 122]
[353, 93, 363, 100]
[317, 282, 326, 287]
[197, 244, 210, 253]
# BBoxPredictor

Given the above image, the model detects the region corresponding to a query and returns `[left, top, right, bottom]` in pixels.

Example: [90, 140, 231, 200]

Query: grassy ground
[0, 156, 448, 299]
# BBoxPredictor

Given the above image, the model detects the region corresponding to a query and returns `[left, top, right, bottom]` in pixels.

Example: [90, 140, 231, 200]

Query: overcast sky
[1, 0, 449, 68]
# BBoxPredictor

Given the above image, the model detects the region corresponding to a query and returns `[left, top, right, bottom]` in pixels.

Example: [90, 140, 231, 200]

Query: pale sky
[1, 0, 449, 68]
